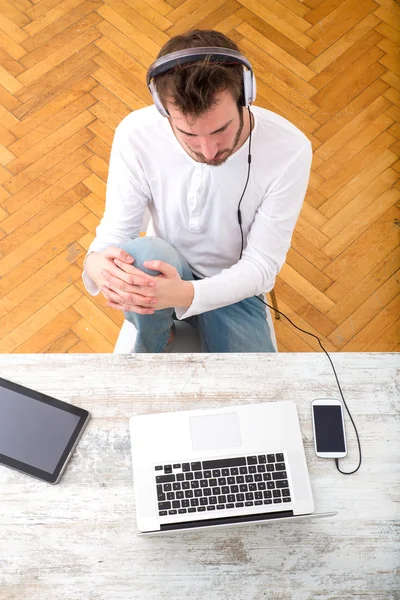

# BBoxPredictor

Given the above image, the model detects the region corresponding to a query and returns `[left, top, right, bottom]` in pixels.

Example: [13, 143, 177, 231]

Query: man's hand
[85, 247, 157, 315]
[101, 258, 194, 312]
[143, 260, 194, 309]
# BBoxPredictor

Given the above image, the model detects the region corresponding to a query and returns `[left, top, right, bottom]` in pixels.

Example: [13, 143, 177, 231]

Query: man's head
[151, 30, 248, 166]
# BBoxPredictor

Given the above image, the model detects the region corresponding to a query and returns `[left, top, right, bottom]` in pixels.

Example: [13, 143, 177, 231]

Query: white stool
[114, 296, 277, 353]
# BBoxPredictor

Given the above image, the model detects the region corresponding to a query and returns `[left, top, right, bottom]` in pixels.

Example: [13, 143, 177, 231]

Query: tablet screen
[0, 377, 90, 483]
[0, 386, 81, 473]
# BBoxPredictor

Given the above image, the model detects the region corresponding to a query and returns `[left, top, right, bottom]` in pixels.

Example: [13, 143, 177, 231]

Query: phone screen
[313, 404, 345, 452]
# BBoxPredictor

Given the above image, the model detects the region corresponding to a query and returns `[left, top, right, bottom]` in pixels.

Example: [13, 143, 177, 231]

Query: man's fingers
[103, 261, 155, 290]
[101, 270, 156, 299]
[143, 260, 176, 277]
[106, 300, 154, 315]
[113, 259, 156, 287]
[104, 246, 134, 263]
[102, 287, 155, 314]
[101, 286, 155, 307]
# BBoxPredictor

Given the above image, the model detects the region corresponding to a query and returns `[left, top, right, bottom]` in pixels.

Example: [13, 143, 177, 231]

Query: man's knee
[120, 237, 179, 276]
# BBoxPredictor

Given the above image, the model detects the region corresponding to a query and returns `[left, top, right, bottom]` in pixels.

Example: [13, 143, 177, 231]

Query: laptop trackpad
[190, 413, 242, 452]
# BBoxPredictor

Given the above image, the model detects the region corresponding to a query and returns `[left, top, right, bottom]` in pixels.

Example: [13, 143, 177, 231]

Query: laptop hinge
[160, 509, 294, 531]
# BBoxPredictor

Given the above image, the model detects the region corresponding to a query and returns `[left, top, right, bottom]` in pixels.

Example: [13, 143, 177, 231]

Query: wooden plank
[255, 79, 320, 134]
[1, 165, 90, 236]
[22, 1, 102, 53]
[79, 212, 99, 235]
[70, 316, 115, 352]
[305, 0, 351, 25]
[238, 37, 318, 100]
[80, 192, 104, 219]
[72, 295, 121, 344]
[285, 246, 333, 292]
[278, 262, 335, 313]
[327, 247, 400, 325]
[21, 11, 102, 70]
[307, 0, 378, 55]
[3, 127, 94, 195]
[316, 113, 393, 181]
[13, 306, 81, 353]
[94, 18, 155, 69]
[315, 95, 391, 161]
[317, 135, 396, 205]
[93, 68, 146, 112]
[313, 62, 387, 126]
[325, 225, 400, 305]
[2, 145, 92, 216]
[236, 7, 314, 64]
[196, 2, 243, 32]
[67, 339, 92, 352]
[9, 93, 96, 158]
[0, 0, 31, 27]
[273, 296, 337, 351]
[321, 176, 400, 246]
[374, 5, 400, 32]
[274, 316, 318, 351]
[340, 294, 400, 351]
[44, 329, 80, 353]
[295, 216, 330, 249]
[0, 29, 27, 60]
[364, 317, 400, 352]
[74, 277, 124, 327]
[101, 0, 170, 46]
[95, 4, 160, 58]
[84, 154, 108, 183]
[24, 0, 85, 37]
[0, 202, 88, 278]
[291, 230, 331, 271]
[310, 24, 382, 87]
[0, 65, 23, 94]
[85, 135, 111, 165]
[89, 83, 131, 121]
[313, 78, 390, 143]
[0, 304, 60, 353]
[116, 0, 173, 31]
[236, 0, 313, 49]
[238, 21, 315, 82]
[318, 149, 397, 219]
[9, 76, 96, 137]
[328, 272, 400, 349]
[7, 110, 95, 175]
[323, 206, 399, 283]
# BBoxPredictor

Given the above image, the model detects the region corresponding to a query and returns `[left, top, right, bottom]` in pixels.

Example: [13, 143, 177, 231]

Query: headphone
[146, 47, 257, 117]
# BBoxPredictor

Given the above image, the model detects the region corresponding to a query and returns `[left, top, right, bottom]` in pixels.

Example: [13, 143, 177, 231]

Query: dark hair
[153, 30, 244, 117]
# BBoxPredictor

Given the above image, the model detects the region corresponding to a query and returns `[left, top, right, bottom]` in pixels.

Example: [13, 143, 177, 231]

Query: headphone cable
[238, 107, 362, 475]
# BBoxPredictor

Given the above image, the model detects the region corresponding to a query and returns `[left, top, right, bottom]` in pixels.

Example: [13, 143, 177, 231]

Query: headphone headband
[147, 46, 256, 117]
[147, 47, 253, 85]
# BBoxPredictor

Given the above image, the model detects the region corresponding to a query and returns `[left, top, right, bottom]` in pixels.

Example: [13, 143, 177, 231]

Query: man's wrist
[178, 280, 194, 308]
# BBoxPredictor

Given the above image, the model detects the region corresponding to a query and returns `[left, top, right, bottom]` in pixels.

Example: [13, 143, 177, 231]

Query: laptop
[129, 401, 336, 534]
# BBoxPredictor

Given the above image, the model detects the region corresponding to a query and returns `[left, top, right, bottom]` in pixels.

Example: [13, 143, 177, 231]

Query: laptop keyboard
[155, 453, 291, 517]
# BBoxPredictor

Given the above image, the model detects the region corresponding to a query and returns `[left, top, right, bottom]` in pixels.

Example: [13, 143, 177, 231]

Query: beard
[188, 106, 244, 167]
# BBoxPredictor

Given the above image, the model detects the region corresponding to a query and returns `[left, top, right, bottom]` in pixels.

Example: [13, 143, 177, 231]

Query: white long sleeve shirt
[82, 104, 312, 319]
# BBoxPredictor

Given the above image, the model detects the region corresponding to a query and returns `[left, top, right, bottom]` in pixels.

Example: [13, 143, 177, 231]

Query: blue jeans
[120, 237, 276, 353]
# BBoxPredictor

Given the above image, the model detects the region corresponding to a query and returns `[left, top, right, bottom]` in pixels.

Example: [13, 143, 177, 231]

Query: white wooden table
[0, 353, 398, 600]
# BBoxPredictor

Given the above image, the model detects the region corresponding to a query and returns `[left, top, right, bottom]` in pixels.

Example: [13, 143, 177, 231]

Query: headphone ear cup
[149, 81, 169, 117]
[242, 67, 256, 106]
[251, 72, 257, 104]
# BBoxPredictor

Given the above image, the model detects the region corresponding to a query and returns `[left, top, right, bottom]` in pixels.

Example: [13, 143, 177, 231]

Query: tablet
[0, 377, 90, 484]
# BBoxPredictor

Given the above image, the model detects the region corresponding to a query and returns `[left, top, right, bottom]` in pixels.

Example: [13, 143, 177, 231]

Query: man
[83, 29, 312, 353]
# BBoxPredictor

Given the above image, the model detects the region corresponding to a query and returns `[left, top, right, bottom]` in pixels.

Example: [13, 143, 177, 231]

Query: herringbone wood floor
[0, 0, 399, 354]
